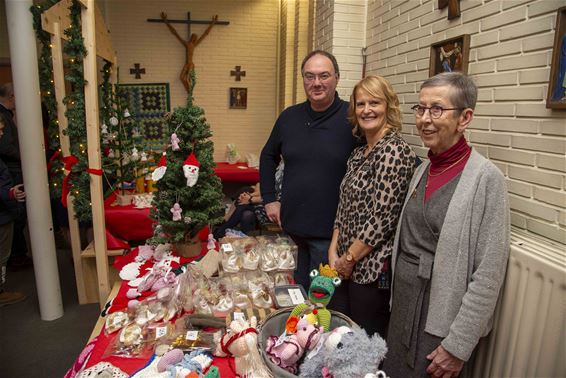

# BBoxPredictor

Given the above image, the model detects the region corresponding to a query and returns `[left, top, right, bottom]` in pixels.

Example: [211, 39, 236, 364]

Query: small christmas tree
[149, 71, 224, 245]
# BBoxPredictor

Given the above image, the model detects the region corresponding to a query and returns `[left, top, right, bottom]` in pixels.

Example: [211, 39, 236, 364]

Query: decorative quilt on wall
[117, 83, 171, 150]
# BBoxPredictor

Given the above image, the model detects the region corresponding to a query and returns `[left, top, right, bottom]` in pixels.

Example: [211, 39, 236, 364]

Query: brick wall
[362, 0, 565, 245]
[314, 0, 367, 100]
[105, 0, 279, 162]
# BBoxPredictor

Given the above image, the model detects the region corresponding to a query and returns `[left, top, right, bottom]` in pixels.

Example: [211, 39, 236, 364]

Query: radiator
[473, 228, 566, 378]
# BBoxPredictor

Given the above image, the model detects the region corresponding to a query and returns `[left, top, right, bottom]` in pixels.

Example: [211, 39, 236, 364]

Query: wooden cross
[148, 12, 230, 94]
[438, 0, 461, 20]
[230, 66, 246, 81]
[129, 63, 146, 79]
[147, 12, 229, 40]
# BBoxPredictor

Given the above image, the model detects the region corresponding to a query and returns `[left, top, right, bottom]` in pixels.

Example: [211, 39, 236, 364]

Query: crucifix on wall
[438, 0, 461, 20]
[147, 12, 230, 94]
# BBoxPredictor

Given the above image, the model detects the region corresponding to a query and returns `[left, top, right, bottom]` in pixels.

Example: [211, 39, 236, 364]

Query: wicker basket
[257, 307, 358, 378]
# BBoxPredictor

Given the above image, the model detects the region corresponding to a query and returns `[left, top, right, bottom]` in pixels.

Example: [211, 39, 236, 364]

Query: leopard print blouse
[334, 131, 416, 284]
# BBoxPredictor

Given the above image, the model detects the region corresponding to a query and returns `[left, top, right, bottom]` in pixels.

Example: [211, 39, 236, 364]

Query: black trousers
[328, 278, 391, 337]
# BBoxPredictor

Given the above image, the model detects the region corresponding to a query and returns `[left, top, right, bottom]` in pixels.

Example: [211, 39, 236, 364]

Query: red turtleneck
[425, 137, 471, 201]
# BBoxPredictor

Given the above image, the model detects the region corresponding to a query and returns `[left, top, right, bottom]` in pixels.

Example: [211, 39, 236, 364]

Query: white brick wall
[105, 0, 279, 162]
[362, 0, 566, 245]
[314, 0, 367, 100]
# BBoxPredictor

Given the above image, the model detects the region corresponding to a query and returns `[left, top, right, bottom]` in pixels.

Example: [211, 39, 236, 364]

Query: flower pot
[175, 235, 202, 258]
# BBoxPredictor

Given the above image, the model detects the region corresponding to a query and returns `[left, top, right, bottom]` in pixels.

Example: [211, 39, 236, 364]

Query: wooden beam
[82, 0, 110, 308]
[94, 3, 116, 64]
[51, 22, 88, 304]
[41, 0, 72, 39]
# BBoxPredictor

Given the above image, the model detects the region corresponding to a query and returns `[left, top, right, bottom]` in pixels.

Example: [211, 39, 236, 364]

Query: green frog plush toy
[286, 264, 341, 334]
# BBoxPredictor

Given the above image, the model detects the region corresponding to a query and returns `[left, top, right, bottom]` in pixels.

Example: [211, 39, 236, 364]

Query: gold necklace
[428, 149, 470, 177]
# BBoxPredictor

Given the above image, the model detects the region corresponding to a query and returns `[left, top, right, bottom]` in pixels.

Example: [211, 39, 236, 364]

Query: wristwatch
[345, 251, 357, 263]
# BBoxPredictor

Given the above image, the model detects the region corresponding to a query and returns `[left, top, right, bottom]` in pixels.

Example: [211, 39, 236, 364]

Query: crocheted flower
[286, 315, 299, 334]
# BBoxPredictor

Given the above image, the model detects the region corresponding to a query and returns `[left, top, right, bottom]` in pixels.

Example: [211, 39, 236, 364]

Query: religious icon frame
[429, 34, 470, 77]
[229, 87, 247, 109]
[546, 6, 566, 110]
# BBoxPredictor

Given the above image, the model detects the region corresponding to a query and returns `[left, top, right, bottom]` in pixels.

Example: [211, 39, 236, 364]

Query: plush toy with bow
[265, 316, 323, 374]
[214, 316, 273, 378]
[287, 264, 341, 333]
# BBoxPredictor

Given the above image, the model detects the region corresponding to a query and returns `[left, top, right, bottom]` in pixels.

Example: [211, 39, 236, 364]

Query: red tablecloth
[81, 245, 237, 377]
[214, 162, 259, 183]
[105, 204, 155, 242]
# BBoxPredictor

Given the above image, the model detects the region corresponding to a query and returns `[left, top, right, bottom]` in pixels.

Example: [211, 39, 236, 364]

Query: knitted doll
[265, 316, 323, 374]
[299, 326, 387, 378]
[286, 264, 341, 333]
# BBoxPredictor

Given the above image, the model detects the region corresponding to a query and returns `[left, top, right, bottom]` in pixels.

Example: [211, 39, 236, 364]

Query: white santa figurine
[152, 152, 167, 181]
[183, 152, 200, 187]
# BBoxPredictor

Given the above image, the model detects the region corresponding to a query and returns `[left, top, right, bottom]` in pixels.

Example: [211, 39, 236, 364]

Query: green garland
[62, 0, 91, 222]
[30, 0, 63, 199]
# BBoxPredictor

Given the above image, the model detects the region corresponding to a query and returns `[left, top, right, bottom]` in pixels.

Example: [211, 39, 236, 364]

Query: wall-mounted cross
[129, 63, 146, 79]
[438, 0, 461, 20]
[147, 12, 229, 40]
[230, 66, 246, 81]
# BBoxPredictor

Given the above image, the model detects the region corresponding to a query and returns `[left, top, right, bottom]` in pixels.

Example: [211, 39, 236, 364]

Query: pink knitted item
[151, 271, 177, 291]
[157, 348, 184, 372]
[126, 288, 141, 299]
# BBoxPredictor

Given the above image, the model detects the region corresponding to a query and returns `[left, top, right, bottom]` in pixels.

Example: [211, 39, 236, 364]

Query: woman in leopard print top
[329, 75, 416, 336]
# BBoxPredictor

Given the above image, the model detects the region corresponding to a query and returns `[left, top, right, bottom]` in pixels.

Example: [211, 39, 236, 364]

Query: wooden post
[82, 0, 110, 307]
[51, 21, 87, 304]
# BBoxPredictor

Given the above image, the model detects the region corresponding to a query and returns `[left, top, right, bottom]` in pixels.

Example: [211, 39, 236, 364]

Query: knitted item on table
[64, 336, 98, 378]
[156, 348, 184, 373]
[204, 366, 220, 378]
[77, 362, 128, 378]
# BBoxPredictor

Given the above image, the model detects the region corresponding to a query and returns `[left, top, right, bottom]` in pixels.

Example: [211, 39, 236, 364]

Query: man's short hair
[301, 50, 340, 78]
[0, 82, 13, 98]
[421, 72, 477, 111]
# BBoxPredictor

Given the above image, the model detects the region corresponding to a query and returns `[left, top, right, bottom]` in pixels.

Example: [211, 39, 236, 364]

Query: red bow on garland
[61, 155, 103, 207]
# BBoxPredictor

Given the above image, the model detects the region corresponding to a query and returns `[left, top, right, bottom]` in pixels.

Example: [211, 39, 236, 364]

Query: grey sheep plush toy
[299, 326, 388, 378]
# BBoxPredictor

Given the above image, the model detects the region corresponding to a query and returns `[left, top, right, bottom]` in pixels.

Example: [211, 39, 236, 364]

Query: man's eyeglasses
[411, 105, 464, 119]
[303, 72, 335, 83]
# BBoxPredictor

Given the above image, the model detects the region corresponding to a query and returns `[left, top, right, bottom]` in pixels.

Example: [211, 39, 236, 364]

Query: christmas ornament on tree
[170, 133, 180, 151]
[109, 116, 119, 126]
[152, 153, 167, 181]
[171, 203, 182, 221]
[183, 151, 200, 187]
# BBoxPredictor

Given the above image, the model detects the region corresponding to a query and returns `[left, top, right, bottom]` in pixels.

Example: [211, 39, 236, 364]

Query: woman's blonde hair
[348, 75, 402, 139]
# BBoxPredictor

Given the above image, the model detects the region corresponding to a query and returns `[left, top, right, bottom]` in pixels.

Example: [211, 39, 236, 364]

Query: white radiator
[473, 228, 566, 378]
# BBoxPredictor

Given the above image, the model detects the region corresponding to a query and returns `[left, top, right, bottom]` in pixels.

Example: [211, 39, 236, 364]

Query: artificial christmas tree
[149, 71, 223, 251]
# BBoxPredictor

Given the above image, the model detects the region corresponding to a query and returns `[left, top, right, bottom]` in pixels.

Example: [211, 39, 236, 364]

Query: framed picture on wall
[429, 34, 470, 77]
[546, 6, 566, 110]
[229, 87, 247, 109]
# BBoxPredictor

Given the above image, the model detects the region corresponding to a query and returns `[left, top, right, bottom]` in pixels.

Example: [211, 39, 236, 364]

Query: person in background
[214, 162, 284, 239]
[329, 75, 416, 337]
[0, 83, 30, 270]
[259, 50, 357, 290]
[383, 72, 510, 377]
[0, 112, 27, 306]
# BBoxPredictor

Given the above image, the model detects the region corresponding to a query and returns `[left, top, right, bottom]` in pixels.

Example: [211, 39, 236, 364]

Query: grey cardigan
[390, 149, 510, 361]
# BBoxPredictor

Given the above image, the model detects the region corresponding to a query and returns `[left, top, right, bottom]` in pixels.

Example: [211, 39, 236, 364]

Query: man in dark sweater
[260, 51, 356, 289]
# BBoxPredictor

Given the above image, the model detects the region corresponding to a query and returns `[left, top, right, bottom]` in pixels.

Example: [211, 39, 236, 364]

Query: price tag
[156, 326, 167, 339]
[186, 330, 199, 341]
[233, 311, 246, 321]
[221, 243, 233, 253]
[288, 288, 304, 305]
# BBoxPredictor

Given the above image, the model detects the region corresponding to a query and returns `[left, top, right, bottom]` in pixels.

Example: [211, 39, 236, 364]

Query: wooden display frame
[546, 6, 566, 110]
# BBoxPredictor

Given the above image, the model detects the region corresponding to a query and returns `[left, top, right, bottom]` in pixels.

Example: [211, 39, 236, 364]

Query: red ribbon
[61, 155, 103, 207]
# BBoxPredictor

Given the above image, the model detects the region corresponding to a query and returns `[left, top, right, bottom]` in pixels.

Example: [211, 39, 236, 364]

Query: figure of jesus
[161, 12, 218, 94]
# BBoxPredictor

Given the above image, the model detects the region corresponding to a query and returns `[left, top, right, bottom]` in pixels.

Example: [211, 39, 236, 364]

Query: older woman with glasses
[383, 72, 510, 378]
[328, 75, 416, 337]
